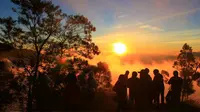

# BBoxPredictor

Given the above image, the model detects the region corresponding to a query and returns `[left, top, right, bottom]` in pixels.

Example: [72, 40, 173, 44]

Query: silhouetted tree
[0, 0, 99, 111]
[173, 43, 197, 101]
[192, 57, 200, 87]
[95, 62, 112, 90]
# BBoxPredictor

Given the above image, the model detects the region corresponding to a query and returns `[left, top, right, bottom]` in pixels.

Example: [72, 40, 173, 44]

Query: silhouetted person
[34, 73, 52, 111]
[87, 72, 97, 102]
[64, 73, 81, 111]
[168, 71, 183, 105]
[144, 68, 153, 106]
[113, 75, 127, 112]
[0, 61, 5, 71]
[124, 70, 129, 100]
[144, 68, 153, 81]
[166, 87, 172, 104]
[124, 70, 129, 81]
[78, 73, 87, 91]
[153, 69, 165, 106]
[127, 71, 139, 106]
[138, 69, 151, 109]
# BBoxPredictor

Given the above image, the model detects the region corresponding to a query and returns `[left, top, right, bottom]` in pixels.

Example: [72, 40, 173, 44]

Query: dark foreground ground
[79, 91, 200, 112]
[2, 90, 200, 112]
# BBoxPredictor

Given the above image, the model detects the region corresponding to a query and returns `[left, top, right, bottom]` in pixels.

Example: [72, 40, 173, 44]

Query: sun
[113, 42, 127, 55]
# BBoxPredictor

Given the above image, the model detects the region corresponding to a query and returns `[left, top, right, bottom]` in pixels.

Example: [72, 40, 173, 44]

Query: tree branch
[39, 32, 52, 53]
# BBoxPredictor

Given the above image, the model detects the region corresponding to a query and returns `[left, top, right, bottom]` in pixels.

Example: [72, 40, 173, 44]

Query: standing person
[113, 75, 127, 112]
[87, 72, 98, 102]
[138, 69, 150, 110]
[64, 73, 81, 111]
[127, 71, 140, 106]
[144, 68, 153, 106]
[153, 69, 165, 106]
[124, 70, 129, 101]
[168, 71, 183, 105]
[145, 68, 153, 81]
[124, 70, 130, 81]
[166, 86, 172, 105]
[34, 73, 52, 111]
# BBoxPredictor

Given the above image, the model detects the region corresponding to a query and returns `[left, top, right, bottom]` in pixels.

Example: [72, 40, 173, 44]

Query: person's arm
[161, 75, 164, 82]
[168, 78, 172, 84]
[180, 78, 183, 85]
[127, 79, 131, 88]
[113, 82, 118, 92]
[149, 76, 153, 82]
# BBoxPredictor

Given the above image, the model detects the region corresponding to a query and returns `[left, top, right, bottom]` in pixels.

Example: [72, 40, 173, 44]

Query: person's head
[125, 70, 129, 76]
[138, 69, 144, 75]
[88, 71, 94, 78]
[38, 74, 48, 84]
[153, 69, 159, 75]
[144, 68, 150, 74]
[173, 70, 178, 77]
[132, 71, 138, 78]
[118, 74, 125, 82]
[138, 69, 145, 78]
[67, 73, 77, 84]
[139, 69, 145, 73]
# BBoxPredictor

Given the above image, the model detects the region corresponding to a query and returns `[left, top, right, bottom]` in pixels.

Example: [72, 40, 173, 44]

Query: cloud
[119, 51, 200, 66]
[145, 7, 200, 23]
[139, 24, 164, 31]
[114, 24, 130, 29]
[125, 8, 200, 29]
[120, 54, 176, 65]
[135, 22, 144, 26]
[114, 24, 124, 29]
[117, 14, 128, 18]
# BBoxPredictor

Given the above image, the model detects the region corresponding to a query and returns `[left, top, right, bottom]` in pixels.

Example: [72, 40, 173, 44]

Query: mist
[90, 53, 200, 102]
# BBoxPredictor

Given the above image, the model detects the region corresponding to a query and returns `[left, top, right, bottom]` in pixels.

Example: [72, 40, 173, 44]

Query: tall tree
[173, 43, 197, 101]
[94, 62, 112, 90]
[0, 0, 100, 111]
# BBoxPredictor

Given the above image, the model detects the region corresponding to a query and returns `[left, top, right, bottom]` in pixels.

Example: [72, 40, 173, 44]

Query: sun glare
[113, 42, 127, 55]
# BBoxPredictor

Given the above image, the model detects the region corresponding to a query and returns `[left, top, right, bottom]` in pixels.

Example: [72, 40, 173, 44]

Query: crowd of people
[33, 71, 98, 111]
[113, 68, 183, 111]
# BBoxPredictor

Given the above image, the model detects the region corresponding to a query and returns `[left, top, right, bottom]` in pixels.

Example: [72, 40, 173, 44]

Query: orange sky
[1, 0, 200, 102]
[89, 38, 200, 101]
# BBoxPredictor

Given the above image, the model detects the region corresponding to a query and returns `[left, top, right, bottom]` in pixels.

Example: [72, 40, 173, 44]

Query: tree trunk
[27, 52, 40, 112]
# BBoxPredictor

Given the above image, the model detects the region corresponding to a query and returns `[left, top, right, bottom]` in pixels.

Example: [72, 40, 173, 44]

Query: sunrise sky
[1, 1, 200, 97]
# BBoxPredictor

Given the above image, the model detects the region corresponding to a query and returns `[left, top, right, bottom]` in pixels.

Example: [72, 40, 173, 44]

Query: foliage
[173, 43, 196, 73]
[95, 62, 112, 89]
[0, 0, 100, 111]
[173, 43, 198, 100]
[0, 17, 25, 49]
[77, 61, 112, 91]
